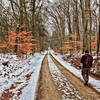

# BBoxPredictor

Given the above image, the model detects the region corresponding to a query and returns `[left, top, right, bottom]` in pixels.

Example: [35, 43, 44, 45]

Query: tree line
[0, 0, 100, 57]
[47, 0, 100, 57]
[0, 0, 50, 56]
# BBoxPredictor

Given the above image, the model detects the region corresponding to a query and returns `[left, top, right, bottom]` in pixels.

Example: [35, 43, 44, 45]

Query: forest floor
[0, 53, 45, 100]
[0, 51, 100, 100]
[35, 53, 100, 100]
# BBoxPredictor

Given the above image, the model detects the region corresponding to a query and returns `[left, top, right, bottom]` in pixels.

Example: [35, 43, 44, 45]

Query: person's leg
[85, 68, 90, 85]
[82, 68, 86, 82]
[82, 68, 88, 85]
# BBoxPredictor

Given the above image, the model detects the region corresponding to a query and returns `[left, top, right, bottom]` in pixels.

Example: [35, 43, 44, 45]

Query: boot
[84, 81, 88, 86]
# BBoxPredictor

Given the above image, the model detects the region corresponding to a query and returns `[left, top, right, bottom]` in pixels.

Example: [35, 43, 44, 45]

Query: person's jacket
[81, 54, 93, 68]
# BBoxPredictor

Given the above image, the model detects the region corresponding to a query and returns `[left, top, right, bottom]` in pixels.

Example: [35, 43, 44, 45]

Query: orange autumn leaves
[60, 34, 82, 53]
[91, 36, 97, 49]
[60, 33, 97, 54]
[0, 25, 39, 54]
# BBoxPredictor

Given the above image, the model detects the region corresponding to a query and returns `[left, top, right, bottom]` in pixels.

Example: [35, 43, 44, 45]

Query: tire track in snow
[35, 54, 61, 100]
[48, 55, 85, 100]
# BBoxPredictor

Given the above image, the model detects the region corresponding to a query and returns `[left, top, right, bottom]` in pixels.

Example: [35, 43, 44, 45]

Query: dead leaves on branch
[0, 25, 39, 55]
[59, 33, 97, 54]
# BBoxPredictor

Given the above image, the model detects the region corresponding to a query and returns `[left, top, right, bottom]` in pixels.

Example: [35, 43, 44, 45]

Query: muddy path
[34, 54, 61, 100]
[35, 53, 100, 100]
[50, 54, 100, 100]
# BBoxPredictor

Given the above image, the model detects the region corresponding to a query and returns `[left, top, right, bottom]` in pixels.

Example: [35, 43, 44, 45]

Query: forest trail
[35, 53, 100, 100]
[34, 54, 61, 100]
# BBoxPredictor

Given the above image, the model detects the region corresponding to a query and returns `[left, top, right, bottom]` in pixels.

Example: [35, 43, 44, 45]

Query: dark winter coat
[81, 54, 93, 68]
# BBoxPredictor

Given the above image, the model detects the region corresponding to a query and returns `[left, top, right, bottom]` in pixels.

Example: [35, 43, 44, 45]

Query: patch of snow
[0, 51, 46, 99]
[20, 53, 46, 100]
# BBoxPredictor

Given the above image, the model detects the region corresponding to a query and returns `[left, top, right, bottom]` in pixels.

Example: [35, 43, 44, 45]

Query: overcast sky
[3, 0, 53, 6]
[50, 0, 53, 2]
[3, 0, 10, 7]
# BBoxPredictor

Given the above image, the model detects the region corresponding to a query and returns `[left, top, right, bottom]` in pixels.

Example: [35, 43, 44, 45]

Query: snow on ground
[50, 50, 100, 92]
[0, 52, 46, 100]
[48, 55, 85, 100]
[19, 52, 46, 100]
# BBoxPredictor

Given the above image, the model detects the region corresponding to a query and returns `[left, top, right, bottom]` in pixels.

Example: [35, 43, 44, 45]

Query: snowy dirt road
[35, 54, 100, 100]
[35, 54, 61, 100]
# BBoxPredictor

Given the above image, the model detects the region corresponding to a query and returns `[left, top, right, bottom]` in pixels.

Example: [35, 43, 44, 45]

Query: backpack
[85, 55, 93, 67]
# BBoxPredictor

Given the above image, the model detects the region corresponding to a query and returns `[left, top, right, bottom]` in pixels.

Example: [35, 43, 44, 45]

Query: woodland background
[0, 0, 100, 57]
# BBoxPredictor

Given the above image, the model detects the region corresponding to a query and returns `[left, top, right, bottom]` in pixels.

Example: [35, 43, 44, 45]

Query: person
[81, 50, 93, 86]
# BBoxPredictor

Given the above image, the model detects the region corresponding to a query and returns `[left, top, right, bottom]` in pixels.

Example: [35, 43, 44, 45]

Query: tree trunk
[32, 0, 36, 35]
[97, 4, 100, 58]
[23, 0, 29, 30]
[19, 0, 24, 25]
[67, 1, 72, 35]
[75, 0, 80, 41]
[89, 0, 92, 54]
[15, 27, 19, 55]
[83, 0, 89, 52]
